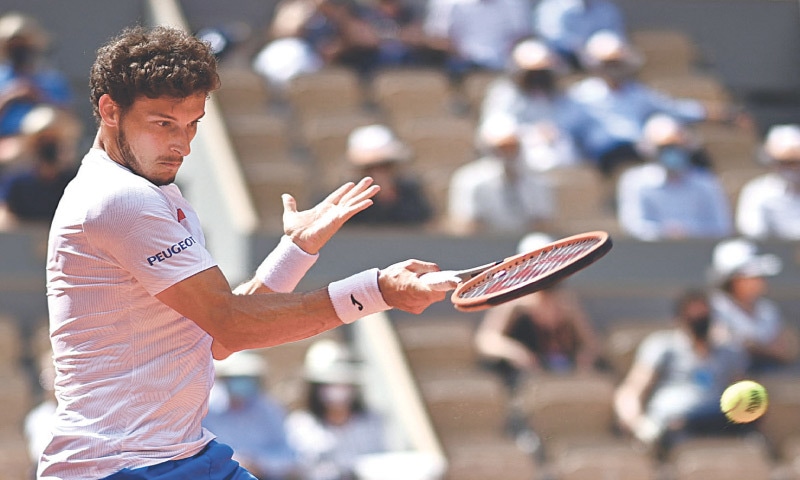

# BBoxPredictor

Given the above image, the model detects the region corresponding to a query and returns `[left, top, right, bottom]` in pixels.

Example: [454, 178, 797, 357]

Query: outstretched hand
[282, 177, 379, 254]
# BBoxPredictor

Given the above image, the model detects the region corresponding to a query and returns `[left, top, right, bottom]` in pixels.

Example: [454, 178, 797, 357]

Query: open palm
[282, 177, 379, 254]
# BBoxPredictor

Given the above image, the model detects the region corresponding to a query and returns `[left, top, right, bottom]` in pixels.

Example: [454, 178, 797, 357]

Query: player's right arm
[157, 259, 447, 359]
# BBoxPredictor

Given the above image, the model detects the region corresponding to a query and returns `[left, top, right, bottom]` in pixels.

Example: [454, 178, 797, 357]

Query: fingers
[325, 177, 376, 206]
[281, 194, 297, 214]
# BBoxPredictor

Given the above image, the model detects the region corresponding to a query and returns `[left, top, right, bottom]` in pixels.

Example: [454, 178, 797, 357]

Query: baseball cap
[763, 124, 800, 163]
[511, 39, 559, 71]
[347, 124, 410, 167]
[517, 232, 555, 255]
[710, 238, 782, 284]
[0, 12, 49, 49]
[213, 351, 268, 378]
[582, 30, 643, 70]
[304, 339, 362, 384]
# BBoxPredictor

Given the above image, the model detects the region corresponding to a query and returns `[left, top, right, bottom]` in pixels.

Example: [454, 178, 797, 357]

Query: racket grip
[420, 270, 462, 291]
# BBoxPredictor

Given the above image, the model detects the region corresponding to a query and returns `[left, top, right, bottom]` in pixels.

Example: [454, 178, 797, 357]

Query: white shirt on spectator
[736, 172, 800, 240]
[448, 156, 554, 232]
[424, 0, 531, 70]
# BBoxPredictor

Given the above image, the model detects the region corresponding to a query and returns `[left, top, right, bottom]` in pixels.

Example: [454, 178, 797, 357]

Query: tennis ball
[720, 380, 768, 423]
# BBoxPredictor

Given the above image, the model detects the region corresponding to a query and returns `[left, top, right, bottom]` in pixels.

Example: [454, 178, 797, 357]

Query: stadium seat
[0, 314, 22, 369]
[756, 373, 800, 454]
[443, 434, 537, 480]
[0, 431, 34, 480]
[225, 113, 292, 166]
[394, 116, 476, 168]
[416, 368, 508, 441]
[285, 67, 364, 119]
[371, 68, 453, 123]
[648, 74, 731, 104]
[555, 441, 656, 480]
[395, 317, 478, 372]
[695, 123, 761, 171]
[631, 29, 699, 79]
[214, 67, 271, 116]
[718, 167, 770, 210]
[459, 70, 501, 117]
[542, 164, 618, 235]
[518, 373, 617, 448]
[0, 369, 32, 431]
[245, 161, 312, 227]
[671, 441, 772, 480]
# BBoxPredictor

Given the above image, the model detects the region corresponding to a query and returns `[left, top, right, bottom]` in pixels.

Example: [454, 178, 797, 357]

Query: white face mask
[319, 384, 355, 406]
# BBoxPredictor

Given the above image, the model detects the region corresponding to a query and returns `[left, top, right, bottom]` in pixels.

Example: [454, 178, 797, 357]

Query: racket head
[451, 231, 613, 312]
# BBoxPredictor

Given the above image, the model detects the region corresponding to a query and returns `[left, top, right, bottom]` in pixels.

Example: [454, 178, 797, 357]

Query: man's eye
[158, 121, 171, 127]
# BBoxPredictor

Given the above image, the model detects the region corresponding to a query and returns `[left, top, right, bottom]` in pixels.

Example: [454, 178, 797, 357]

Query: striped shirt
[41, 148, 218, 479]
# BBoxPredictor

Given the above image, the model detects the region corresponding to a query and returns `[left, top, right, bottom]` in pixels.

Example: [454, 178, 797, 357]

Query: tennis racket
[421, 231, 612, 312]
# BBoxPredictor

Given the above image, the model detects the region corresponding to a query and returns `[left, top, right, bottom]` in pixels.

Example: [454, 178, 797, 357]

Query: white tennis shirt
[41, 148, 218, 479]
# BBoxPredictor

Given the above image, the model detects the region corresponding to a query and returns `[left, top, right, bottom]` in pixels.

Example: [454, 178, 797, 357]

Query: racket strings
[458, 238, 600, 299]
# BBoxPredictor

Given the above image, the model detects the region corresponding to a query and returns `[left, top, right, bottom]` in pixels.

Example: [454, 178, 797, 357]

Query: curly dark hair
[89, 25, 220, 123]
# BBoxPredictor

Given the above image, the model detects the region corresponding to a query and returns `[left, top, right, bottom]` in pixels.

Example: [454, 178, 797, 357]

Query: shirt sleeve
[84, 183, 217, 296]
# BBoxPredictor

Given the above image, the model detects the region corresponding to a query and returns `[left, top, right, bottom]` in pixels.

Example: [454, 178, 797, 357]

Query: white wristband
[327, 268, 391, 324]
[256, 236, 319, 292]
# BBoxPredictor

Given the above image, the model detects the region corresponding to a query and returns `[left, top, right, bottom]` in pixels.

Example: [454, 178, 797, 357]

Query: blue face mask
[224, 376, 260, 401]
[657, 146, 691, 172]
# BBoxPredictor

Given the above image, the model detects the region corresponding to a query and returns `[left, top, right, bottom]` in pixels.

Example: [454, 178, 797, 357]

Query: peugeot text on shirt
[147, 236, 197, 266]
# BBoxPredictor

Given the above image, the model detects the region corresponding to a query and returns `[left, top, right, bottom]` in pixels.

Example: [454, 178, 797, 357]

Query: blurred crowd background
[0, 0, 799, 479]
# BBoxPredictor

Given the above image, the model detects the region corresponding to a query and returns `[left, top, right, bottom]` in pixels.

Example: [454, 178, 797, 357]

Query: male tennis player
[41, 25, 450, 479]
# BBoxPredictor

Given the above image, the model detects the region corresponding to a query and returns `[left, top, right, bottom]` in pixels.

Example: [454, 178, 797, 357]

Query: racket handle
[420, 270, 462, 291]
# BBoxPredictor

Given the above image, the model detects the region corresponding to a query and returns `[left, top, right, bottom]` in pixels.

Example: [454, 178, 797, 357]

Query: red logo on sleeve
[177, 208, 186, 222]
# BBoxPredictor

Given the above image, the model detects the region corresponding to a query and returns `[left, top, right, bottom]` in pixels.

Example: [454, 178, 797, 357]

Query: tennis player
[41, 25, 450, 480]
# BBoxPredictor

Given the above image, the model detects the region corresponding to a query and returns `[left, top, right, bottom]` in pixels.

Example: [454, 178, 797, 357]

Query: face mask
[520, 70, 556, 93]
[657, 146, 691, 172]
[7, 44, 35, 68]
[687, 314, 711, 340]
[37, 141, 60, 165]
[319, 384, 355, 406]
[224, 377, 260, 401]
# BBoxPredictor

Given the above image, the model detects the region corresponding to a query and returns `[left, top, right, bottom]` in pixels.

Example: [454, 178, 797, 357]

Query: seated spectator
[708, 238, 798, 373]
[0, 12, 73, 137]
[568, 30, 746, 176]
[475, 232, 604, 391]
[287, 339, 387, 480]
[614, 289, 750, 455]
[0, 104, 81, 230]
[532, 0, 627, 71]
[257, 0, 435, 81]
[423, 0, 531, 80]
[203, 351, 300, 480]
[736, 124, 800, 240]
[481, 38, 590, 171]
[344, 124, 433, 226]
[616, 114, 732, 241]
[447, 114, 554, 235]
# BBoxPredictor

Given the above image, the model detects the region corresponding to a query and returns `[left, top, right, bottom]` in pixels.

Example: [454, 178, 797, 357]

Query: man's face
[114, 93, 206, 186]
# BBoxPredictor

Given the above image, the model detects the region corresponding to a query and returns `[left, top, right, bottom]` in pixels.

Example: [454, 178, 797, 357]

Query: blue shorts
[102, 441, 257, 480]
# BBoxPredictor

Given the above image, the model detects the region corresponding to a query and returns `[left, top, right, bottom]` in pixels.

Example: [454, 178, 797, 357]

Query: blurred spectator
[614, 289, 750, 454]
[253, 0, 325, 90]
[568, 30, 746, 176]
[616, 114, 732, 241]
[0, 104, 81, 230]
[0, 12, 73, 137]
[447, 114, 554, 234]
[287, 339, 387, 480]
[344, 124, 433, 226]
[736, 124, 800, 240]
[475, 232, 604, 391]
[25, 350, 56, 476]
[708, 238, 798, 373]
[532, 0, 627, 71]
[423, 0, 531, 80]
[203, 351, 300, 480]
[257, 0, 434, 81]
[481, 38, 590, 171]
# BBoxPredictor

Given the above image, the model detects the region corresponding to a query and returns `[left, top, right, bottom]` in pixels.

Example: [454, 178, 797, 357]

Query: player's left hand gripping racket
[421, 231, 612, 312]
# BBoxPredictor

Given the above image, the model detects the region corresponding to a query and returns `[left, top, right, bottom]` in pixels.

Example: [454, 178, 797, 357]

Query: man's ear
[98, 94, 120, 127]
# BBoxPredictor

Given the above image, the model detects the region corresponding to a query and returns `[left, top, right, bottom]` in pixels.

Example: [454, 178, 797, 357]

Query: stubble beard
[115, 119, 176, 187]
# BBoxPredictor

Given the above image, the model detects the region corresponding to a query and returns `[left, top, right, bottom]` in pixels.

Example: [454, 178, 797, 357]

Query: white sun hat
[710, 238, 782, 284]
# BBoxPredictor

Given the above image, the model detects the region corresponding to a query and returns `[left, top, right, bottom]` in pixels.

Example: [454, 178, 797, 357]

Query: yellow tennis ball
[720, 380, 768, 423]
